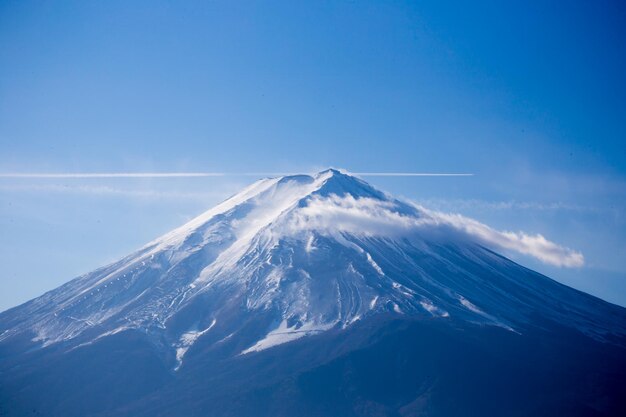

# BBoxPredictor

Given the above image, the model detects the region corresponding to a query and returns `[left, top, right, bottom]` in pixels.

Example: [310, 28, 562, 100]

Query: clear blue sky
[1, 0, 625, 310]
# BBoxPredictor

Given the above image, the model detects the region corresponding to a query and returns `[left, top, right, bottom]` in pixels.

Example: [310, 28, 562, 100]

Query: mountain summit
[1, 170, 625, 417]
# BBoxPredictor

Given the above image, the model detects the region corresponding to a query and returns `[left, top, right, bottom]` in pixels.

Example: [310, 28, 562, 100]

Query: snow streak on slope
[0, 169, 622, 369]
[174, 318, 216, 369]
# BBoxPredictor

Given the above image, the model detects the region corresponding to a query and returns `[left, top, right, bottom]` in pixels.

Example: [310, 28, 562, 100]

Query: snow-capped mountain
[1, 169, 625, 417]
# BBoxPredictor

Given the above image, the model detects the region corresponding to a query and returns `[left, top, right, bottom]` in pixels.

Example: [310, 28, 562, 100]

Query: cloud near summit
[282, 194, 584, 268]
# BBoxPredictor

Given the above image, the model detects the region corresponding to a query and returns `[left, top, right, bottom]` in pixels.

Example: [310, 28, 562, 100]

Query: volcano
[1, 169, 625, 417]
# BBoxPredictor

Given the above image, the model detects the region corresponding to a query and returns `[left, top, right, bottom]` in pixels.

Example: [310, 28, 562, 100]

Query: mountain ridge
[1, 169, 625, 416]
[1, 170, 624, 353]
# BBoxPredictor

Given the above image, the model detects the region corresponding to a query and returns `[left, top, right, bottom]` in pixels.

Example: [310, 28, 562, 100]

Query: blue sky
[1, 0, 625, 310]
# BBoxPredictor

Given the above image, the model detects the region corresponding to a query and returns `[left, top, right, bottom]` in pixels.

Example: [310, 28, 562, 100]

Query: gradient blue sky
[1, 0, 625, 310]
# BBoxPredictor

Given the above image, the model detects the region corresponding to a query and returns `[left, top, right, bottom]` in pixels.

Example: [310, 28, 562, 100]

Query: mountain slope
[1, 169, 625, 416]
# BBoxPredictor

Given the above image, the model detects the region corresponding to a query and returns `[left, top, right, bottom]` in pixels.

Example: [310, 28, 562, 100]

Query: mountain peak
[317, 167, 343, 175]
[311, 169, 386, 200]
[164, 169, 389, 248]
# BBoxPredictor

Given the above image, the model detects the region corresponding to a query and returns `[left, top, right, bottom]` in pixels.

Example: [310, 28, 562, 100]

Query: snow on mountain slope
[0, 169, 624, 370]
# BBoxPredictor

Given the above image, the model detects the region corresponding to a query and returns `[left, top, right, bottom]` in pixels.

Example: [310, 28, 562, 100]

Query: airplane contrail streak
[0, 172, 473, 178]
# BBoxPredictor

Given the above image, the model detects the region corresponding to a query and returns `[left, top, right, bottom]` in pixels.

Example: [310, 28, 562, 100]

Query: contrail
[0, 172, 473, 178]
[352, 173, 473, 177]
[0, 173, 225, 178]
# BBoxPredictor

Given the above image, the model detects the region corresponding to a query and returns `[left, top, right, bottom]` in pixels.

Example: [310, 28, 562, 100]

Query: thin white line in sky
[0, 173, 225, 178]
[0, 172, 474, 178]
[353, 173, 474, 177]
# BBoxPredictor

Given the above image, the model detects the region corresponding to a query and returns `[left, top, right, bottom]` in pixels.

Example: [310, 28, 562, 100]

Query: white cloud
[421, 209, 585, 267]
[0, 183, 227, 201]
[415, 198, 602, 213]
[280, 194, 584, 268]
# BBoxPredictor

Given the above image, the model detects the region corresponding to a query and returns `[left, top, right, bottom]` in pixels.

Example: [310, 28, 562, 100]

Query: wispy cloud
[282, 194, 584, 268]
[420, 208, 585, 267]
[416, 198, 604, 213]
[0, 183, 228, 201]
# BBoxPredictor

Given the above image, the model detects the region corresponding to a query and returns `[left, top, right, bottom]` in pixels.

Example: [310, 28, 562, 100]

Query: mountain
[1, 169, 625, 417]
